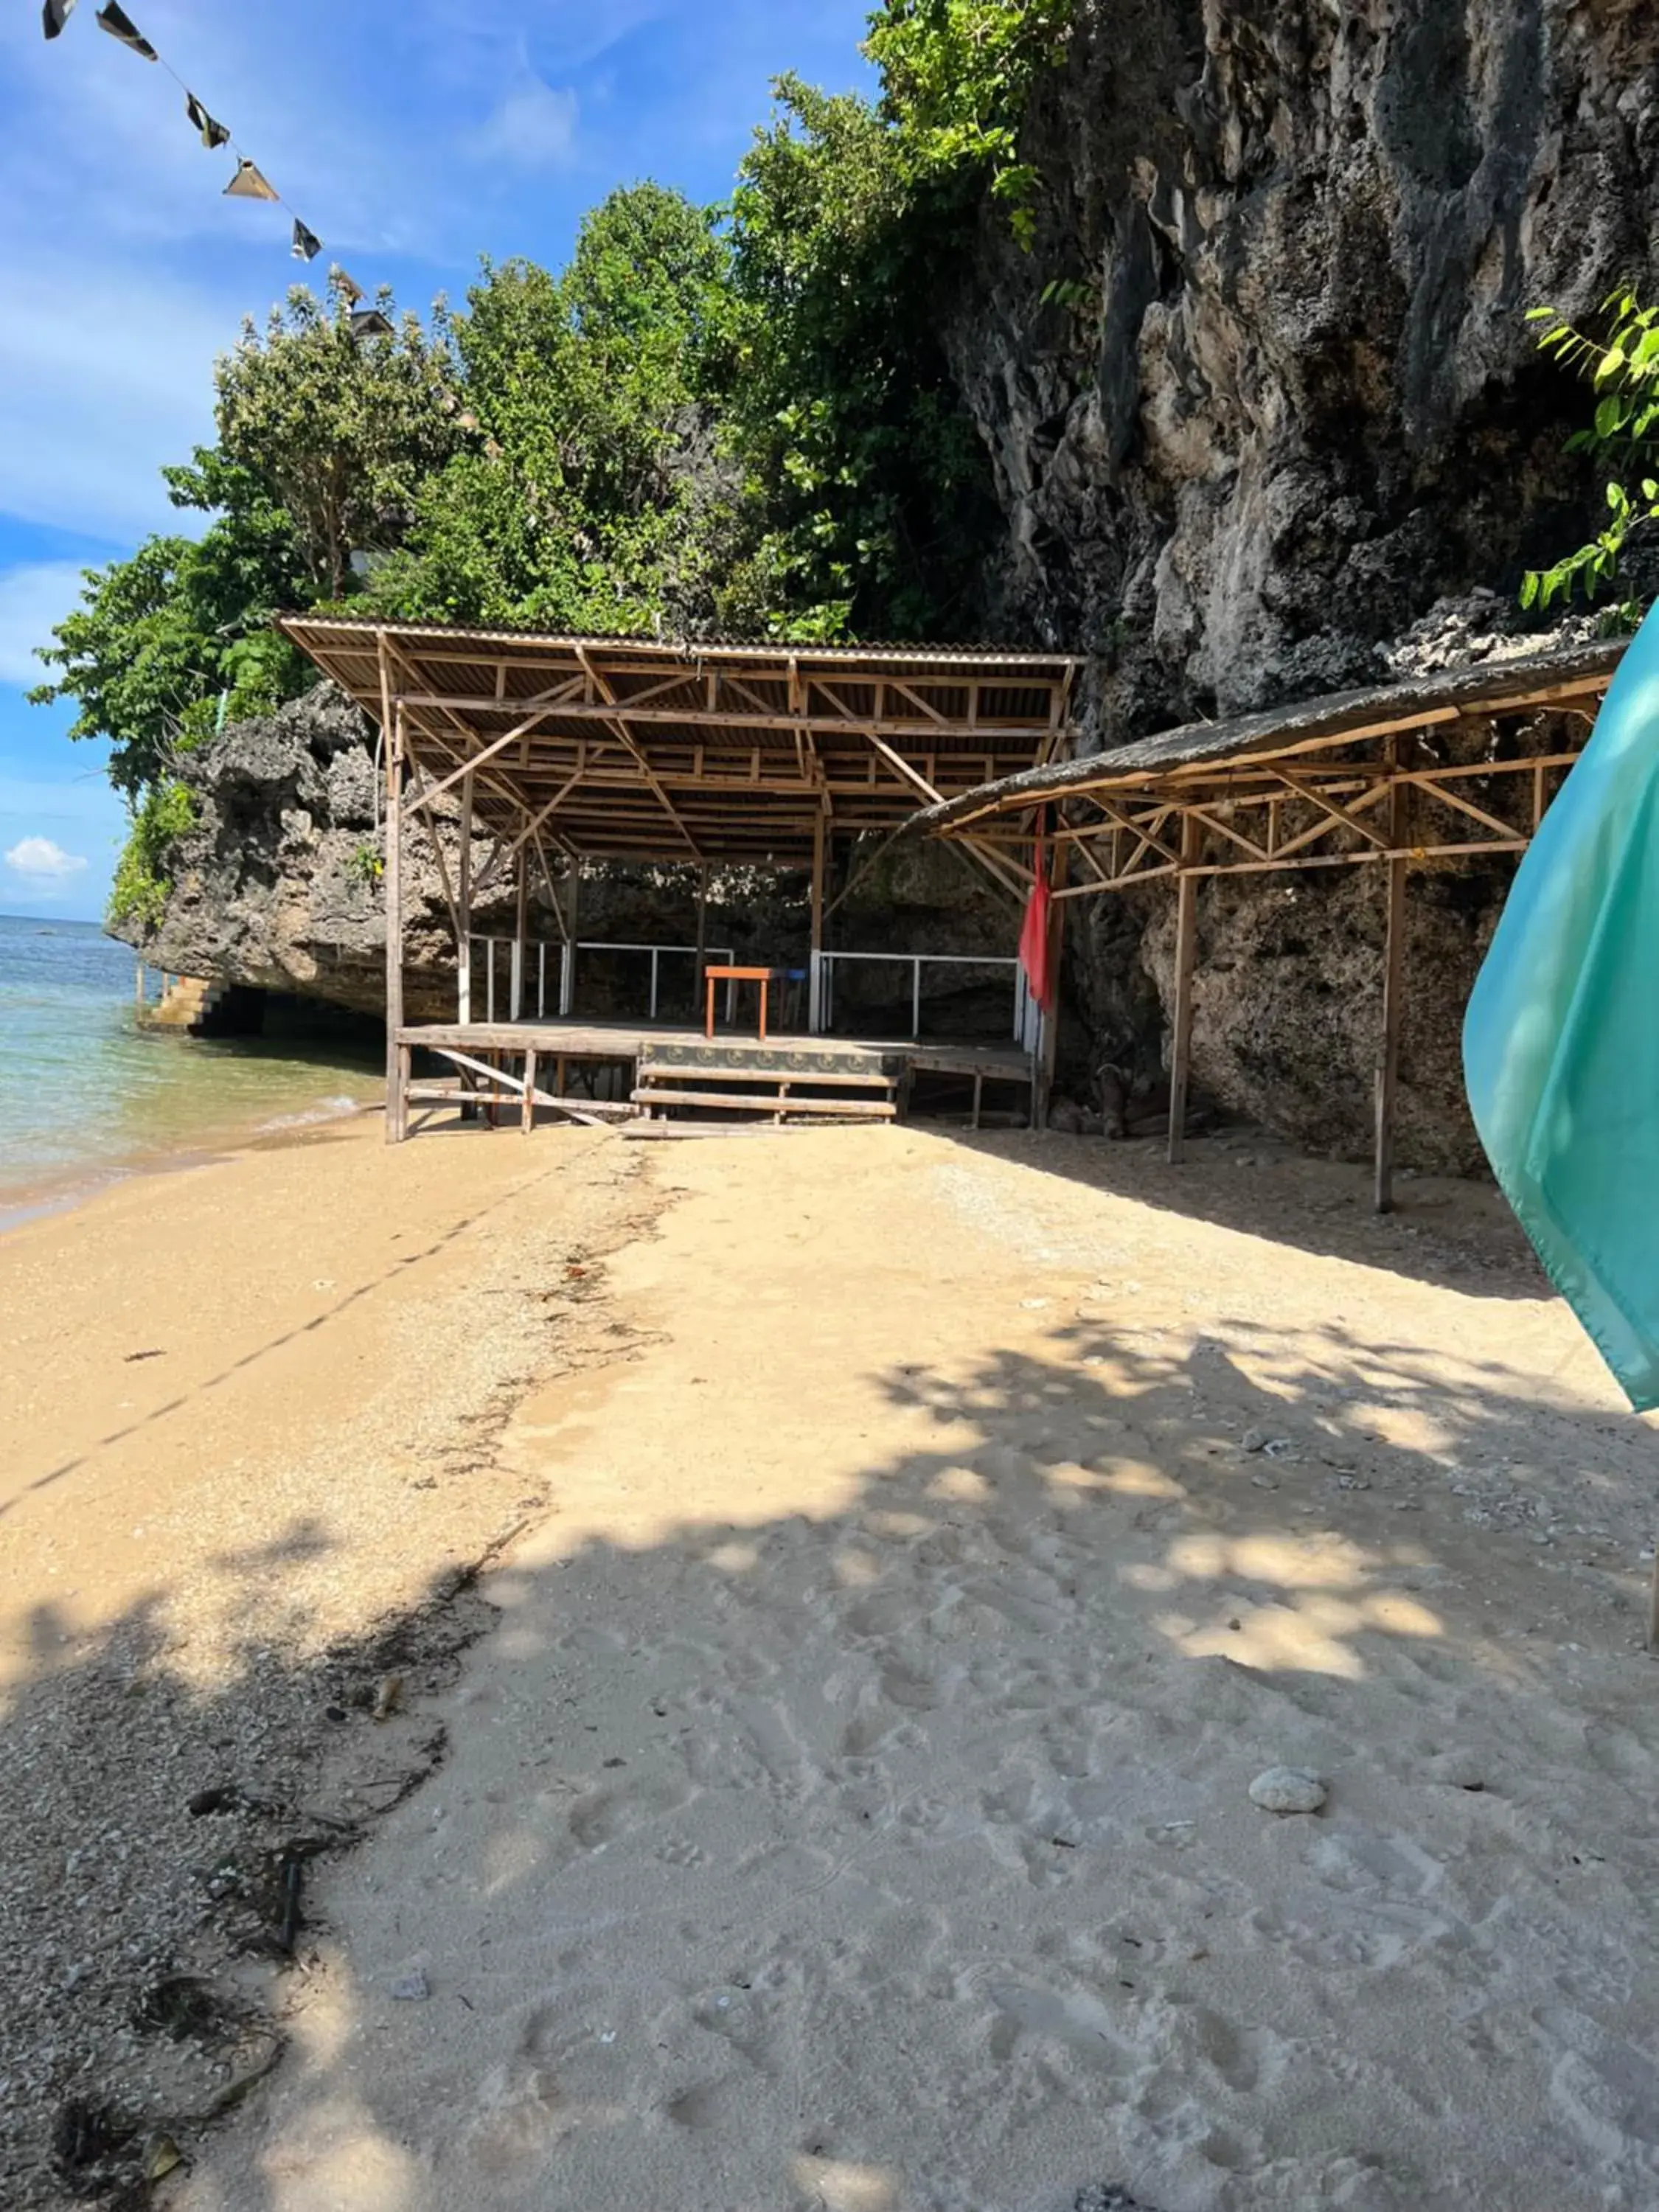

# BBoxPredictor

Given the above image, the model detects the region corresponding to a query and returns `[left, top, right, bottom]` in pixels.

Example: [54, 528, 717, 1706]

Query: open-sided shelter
[909, 639, 1626, 1206]
[279, 616, 1082, 1135]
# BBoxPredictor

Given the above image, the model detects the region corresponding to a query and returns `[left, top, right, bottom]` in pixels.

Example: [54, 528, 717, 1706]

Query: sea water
[0, 915, 382, 1211]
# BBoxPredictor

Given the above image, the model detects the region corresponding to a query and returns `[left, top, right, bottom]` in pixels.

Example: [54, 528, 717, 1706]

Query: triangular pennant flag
[224, 157, 279, 203]
[335, 270, 364, 306]
[291, 219, 322, 262]
[349, 309, 395, 340]
[95, 1, 157, 58]
[1464, 606, 1659, 1410]
[42, 0, 79, 39]
[185, 92, 230, 150]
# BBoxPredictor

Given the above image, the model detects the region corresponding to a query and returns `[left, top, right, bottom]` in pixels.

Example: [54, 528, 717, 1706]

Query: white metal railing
[809, 949, 1040, 1050]
[466, 936, 551, 1023]
[464, 938, 734, 1023]
[566, 940, 734, 1023]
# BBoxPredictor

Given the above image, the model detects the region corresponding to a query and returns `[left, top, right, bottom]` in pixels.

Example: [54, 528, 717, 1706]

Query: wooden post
[456, 768, 473, 1023]
[1374, 770, 1409, 1214]
[695, 864, 709, 1020]
[812, 813, 833, 1032]
[379, 637, 407, 1145]
[1036, 834, 1066, 1133]
[1167, 811, 1201, 1166]
[561, 861, 580, 1017]
[510, 845, 528, 1022]
[522, 1048, 537, 1134]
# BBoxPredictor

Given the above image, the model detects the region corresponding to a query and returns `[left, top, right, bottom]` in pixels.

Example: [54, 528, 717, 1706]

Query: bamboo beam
[576, 645, 704, 860]
[387, 695, 1060, 743]
[1167, 813, 1201, 1166]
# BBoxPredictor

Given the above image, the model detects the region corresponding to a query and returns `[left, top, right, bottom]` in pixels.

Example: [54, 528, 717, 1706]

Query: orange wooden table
[704, 964, 779, 1040]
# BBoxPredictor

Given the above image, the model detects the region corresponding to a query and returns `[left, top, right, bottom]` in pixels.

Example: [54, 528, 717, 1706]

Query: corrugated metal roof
[278, 611, 1081, 673]
[909, 637, 1626, 832]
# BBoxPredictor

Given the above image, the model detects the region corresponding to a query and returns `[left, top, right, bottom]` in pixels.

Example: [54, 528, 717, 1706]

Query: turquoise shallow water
[0, 915, 382, 1208]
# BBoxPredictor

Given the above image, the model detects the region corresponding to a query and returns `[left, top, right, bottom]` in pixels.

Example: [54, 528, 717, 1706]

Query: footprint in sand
[987, 1983, 1141, 2077]
[568, 1774, 692, 1849]
[467, 2061, 569, 2180]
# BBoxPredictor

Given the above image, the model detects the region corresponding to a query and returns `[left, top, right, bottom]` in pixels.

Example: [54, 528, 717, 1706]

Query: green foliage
[726, 76, 999, 639]
[370, 189, 752, 634]
[865, 0, 1074, 244]
[32, 276, 453, 792]
[346, 840, 384, 888]
[28, 465, 305, 798]
[108, 781, 197, 930]
[1524, 289, 1659, 618]
[216, 271, 461, 600]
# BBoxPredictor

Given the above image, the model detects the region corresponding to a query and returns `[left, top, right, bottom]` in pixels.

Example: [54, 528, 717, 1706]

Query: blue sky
[0, 0, 876, 921]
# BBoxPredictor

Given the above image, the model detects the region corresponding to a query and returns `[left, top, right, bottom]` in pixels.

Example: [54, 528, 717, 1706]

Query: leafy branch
[1523, 288, 1659, 617]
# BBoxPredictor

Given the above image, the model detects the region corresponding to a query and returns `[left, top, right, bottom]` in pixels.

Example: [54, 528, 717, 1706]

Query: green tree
[217, 270, 461, 599]
[865, 0, 1074, 241]
[372, 186, 754, 635]
[27, 456, 304, 797]
[31, 274, 457, 797]
[1524, 288, 1659, 618]
[725, 75, 999, 640]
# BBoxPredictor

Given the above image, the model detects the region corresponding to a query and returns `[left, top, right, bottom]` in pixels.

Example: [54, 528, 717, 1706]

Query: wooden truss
[916, 646, 1624, 1211]
[276, 618, 1082, 1141]
[282, 617, 1079, 870]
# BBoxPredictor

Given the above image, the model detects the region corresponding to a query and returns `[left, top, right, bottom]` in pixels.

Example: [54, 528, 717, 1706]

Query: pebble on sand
[389, 1969, 430, 2001]
[1248, 1767, 1327, 1815]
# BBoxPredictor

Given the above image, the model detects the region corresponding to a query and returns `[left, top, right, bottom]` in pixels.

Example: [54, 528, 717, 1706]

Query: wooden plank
[638, 1062, 895, 1090]
[628, 1087, 896, 1119]
[523, 1048, 538, 1135]
[424, 1046, 608, 1125]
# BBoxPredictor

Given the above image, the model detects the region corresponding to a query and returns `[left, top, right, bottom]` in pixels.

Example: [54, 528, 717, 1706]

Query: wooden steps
[636, 1061, 895, 1090]
[140, 975, 227, 1034]
[633, 1060, 897, 1124]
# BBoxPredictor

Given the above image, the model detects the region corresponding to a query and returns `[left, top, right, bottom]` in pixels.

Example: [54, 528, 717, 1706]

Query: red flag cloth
[1018, 878, 1054, 1012]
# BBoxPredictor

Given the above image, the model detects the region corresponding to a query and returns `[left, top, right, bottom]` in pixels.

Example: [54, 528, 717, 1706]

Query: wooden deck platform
[394, 1019, 1034, 1134]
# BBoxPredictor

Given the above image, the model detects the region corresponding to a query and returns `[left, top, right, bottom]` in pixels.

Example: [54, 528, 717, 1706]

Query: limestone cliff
[957, 0, 1658, 724]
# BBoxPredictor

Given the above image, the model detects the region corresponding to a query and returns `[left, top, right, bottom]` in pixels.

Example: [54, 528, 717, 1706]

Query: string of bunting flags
[41, 0, 394, 337]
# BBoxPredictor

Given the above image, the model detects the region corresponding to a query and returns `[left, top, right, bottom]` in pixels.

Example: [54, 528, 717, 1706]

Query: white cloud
[0, 563, 93, 688]
[5, 835, 88, 880]
[473, 77, 580, 173]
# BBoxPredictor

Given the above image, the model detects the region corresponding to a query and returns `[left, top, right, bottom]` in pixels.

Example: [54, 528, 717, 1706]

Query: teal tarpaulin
[1464, 605, 1659, 1410]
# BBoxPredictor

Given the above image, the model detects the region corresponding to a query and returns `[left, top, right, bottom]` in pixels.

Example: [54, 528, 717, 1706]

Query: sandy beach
[7, 1114, 1659, 2211]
